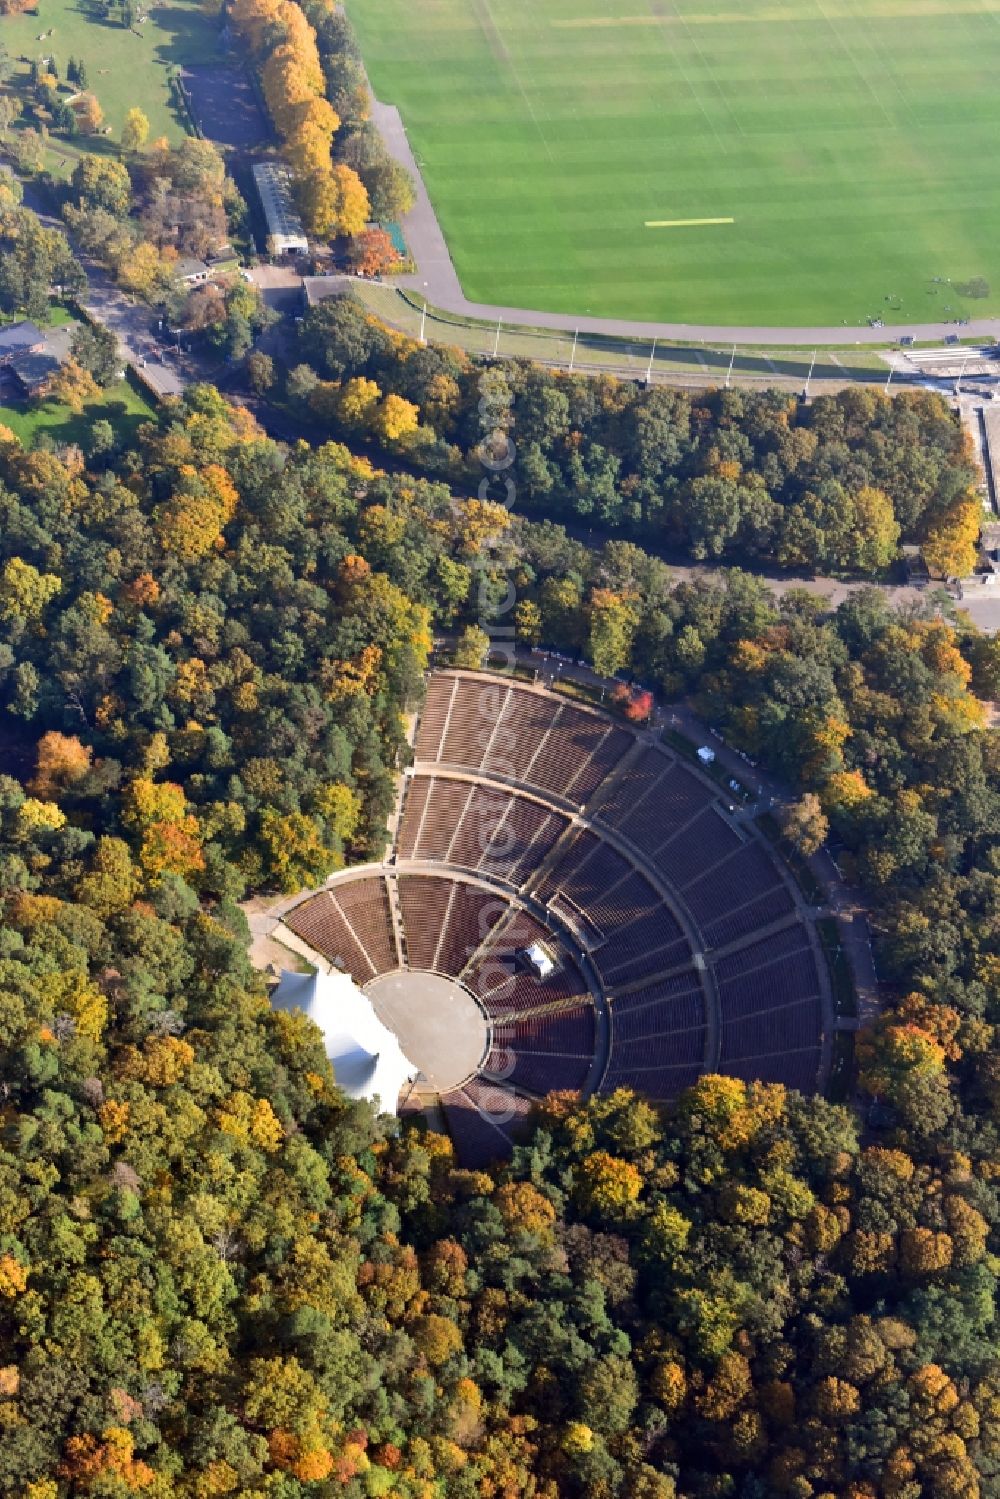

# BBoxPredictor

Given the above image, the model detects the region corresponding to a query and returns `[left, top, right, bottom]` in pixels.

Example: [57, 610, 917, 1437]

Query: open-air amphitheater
[271, 670, 836, 1165]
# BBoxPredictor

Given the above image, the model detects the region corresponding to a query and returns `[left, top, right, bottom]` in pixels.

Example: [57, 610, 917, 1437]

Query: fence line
[378, 287, 884, 391]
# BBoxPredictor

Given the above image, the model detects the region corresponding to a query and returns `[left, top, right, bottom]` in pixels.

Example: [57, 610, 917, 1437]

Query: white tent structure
[270, 969, 417, 1115]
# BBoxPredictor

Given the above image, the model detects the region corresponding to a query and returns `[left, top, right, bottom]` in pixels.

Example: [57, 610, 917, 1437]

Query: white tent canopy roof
[270, 968, 417, 1115]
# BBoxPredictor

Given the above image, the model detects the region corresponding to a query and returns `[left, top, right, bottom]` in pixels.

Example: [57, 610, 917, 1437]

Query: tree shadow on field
[149, 1, 224, 72]
[0, 712, 36, 781]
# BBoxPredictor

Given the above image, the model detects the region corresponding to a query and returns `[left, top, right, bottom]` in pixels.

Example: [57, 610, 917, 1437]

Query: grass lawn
[0, 373, 156, 445]
[0, 0, 221, 175]
[0, 300, 75, 327]
[347, 0, 1000, 326]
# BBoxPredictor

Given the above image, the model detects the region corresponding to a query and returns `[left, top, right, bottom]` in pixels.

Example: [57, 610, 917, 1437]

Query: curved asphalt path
[373, 99, 1000, 351]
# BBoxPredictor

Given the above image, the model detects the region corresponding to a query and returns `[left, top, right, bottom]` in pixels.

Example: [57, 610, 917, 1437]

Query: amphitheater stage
[366, 970, 489, 1091]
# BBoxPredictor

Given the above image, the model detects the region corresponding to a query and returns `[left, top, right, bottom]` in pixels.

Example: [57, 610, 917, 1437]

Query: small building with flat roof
[252, 161, 308, 257]
[302, 274, 345, 308]
[0, 322, 45, 362]
[521, 941, 557, 980]
[173, 256, 212, 285]
[10, 325, 78, 396]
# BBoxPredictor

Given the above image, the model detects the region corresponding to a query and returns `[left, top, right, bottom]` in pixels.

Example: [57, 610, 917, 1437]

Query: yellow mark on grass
[645, 217, 735, 227]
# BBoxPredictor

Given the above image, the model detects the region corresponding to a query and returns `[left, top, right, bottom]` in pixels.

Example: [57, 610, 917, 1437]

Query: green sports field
[347, 0, 1000, 325]
[0, 0, 220, 177]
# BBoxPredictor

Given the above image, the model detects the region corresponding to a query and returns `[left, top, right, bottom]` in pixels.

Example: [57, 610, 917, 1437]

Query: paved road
[22, 182, 187, 399]
[658, 559, 1000, 633]
[373, 98, 1000, 351]
[84, 268, 186, 398]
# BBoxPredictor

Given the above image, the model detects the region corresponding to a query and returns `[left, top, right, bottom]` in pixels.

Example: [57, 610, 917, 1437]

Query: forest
[287, 295, 984, 578]
[1, 383, 1000, 1496]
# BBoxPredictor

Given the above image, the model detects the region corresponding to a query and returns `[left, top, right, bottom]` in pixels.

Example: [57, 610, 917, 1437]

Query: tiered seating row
[717, 949, 821, 1017]
[419, 676, 632, 810]
[440, 1079, 535, 1167]
[434, 881, 509, 979]
[588, 870, 659, 940]
[723, 1050, 821, 1092]
[465, 914, 590, 1021]
[535, 829, 603, 904]
[566, 847, 635, 921]
[398, 774, 570, 885]
[592, 744, 672, 826]
[657, 807, 744, 888]
[686, 841, 785, 923]
[285, 884, 396, 983]
[334, 878, 397, 974]
[603, 978, 706, 1080]
[481, 796, 565, 885]
[493, 1003, 595, 1060]
[484, 1051, 588, 1096]
[714, 918, 823, 1088]
[600, 1057, 702, 1101]
[285, 893, 373, 986]
[615, 763, 714, 854]
[566, 724, 634, 803]
[414, 674, 456, 762]
[540, 831, 689, 987]
[610, 1026, 703, 1070]
[437, 677, 507, 768]
[610, 981, 705, 1040]
[463, 907, 552, 999]
[700, 884, 796, 950]
[721, 998, 821, 1059]
[396, 775, 430, 860]
[404, 778, 472, 863]
[483, 1030, 592, 1097]
[610, 969, 703, 1016]
[398, 875, 454, 971]
[445, 782, 511, 871]
[597, 909, 689, 984]
[714, 924, 815, 983]
[483, 688, 558, 781]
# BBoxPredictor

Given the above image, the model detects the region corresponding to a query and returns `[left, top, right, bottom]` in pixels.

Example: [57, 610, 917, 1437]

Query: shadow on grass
[0, 379, 156, 447]
[6, 0, 223, 152]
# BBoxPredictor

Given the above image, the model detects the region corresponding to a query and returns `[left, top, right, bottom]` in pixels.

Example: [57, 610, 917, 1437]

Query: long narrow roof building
[252, 161, 308, 257]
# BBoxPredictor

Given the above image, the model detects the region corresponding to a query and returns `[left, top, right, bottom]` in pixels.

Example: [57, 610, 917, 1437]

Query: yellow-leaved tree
[121, 107, 150, 154]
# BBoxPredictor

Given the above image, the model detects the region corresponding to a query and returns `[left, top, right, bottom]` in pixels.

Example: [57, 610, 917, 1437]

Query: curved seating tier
[284, 880, 397, 987]
[285, 672, 830, 1163]
[415, 673, 632, 807]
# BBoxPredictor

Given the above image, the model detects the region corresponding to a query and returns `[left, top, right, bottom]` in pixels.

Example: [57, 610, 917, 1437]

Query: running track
[373, 100, 1000, 350]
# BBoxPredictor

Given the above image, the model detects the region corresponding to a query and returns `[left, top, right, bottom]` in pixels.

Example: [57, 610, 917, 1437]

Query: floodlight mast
[725, 343, 736, 389]
[646, 338, 657, 383]
[569, 328, 578, 373]
[955, 349, 970, 399]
